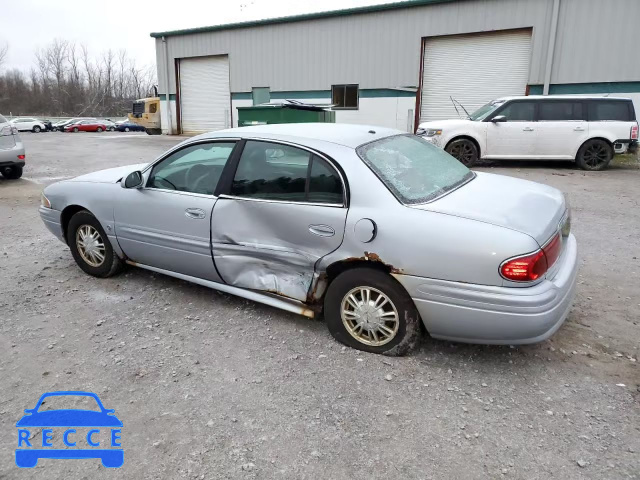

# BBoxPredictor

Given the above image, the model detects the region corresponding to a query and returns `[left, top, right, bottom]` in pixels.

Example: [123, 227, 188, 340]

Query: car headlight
[422, 128, 442, 137]
[41, 193, 51, 209]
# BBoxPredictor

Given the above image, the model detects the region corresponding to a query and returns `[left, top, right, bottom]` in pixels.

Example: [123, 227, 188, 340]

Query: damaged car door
[211, 140, 347, 301]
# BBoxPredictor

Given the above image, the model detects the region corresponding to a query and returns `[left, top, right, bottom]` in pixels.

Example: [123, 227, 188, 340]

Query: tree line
[0, 39, 156, 117]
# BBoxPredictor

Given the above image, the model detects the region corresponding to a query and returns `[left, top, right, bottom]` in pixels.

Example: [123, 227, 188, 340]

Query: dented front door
[210, 140, 347, 302]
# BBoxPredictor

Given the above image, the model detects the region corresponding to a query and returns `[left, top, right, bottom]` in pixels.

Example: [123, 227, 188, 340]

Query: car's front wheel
[67, 211, 123, 277]
[576, 139, 613, 171]
[445, 138, 479, 167]
[73, 127, 79, 132]
[2, 165, 23, 179]
[324, 267, 422, 356]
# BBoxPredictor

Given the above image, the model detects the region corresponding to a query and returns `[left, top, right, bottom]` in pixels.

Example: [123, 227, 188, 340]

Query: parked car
[417, 95, 639, 171]
[9, 117, 46, 133]
[99, 120, 117, 132]
[39, 124, 577, 355]
[64, 120, 108, 133]
[41, 120, 54, 132]
[116, 121, 145, 132]
[53, 118, 96, 132]
[0, 114, 26, 179]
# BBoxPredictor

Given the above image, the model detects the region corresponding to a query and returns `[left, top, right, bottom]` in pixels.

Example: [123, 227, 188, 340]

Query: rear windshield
[356, 134, 474, 204]
[0, 114, 7, 123]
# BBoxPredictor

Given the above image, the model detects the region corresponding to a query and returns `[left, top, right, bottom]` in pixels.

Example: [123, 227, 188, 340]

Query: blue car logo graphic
[16, 391, 123, 468]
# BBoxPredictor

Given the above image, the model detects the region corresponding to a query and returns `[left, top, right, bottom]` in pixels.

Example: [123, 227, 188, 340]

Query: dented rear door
[211, 140, 347, 302]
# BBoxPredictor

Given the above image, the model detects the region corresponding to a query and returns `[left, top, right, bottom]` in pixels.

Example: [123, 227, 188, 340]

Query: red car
[64, 120, 107, 133]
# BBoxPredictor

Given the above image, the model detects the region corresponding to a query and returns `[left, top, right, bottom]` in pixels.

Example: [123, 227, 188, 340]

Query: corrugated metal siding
[156, 0, 640, 96]
[551, 0, 639, 83]
[156, 0, 552, 94]
[420, 29, 532, 121]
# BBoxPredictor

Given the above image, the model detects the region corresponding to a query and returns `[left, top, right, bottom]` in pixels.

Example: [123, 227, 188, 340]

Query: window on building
[496, 101, 536, 121]
[231, 141, 343, 204]
[332, 84, 359, 109]
[252, 87, 271, 106]
[538, 102, 584, 121]
[588, 101, 631, 121]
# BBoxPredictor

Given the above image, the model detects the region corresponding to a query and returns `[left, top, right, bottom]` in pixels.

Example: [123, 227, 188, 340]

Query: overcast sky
[2, 0, 390, 72]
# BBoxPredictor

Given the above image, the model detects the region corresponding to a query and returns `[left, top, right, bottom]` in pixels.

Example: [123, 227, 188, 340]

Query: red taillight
[631, 124, 638, 140]
[18, 154, 25, 160]
[500, 233, 562, 282]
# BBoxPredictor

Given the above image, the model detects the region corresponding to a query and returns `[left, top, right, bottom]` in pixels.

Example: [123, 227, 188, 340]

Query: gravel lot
[1, 132, 638, 479]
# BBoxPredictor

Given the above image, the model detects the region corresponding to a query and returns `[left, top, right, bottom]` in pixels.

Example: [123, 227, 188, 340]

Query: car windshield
[36, 395, 101, 412]
[357, 134, 474, 204]
[468, 100, 506, 121]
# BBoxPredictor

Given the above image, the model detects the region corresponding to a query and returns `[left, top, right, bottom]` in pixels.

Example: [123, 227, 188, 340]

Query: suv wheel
[1, 165, 23, 179]
[324, 267, 422, 356]
[576, 139, 613, 171]
[32, 125, 41, 133]
[67, 211, 123, 277]
[445, 138, 479, 167]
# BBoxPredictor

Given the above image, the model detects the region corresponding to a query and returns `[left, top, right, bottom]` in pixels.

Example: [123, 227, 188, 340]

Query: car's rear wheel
[576, 139, 613, 171]
[33, 125, 41, 133]
[67, 211, 123, 278]
[445, 138, 479, 167]
[2, 165, 23, 179]
[324, 267, 422, 356]
[96, 127, 103, 132]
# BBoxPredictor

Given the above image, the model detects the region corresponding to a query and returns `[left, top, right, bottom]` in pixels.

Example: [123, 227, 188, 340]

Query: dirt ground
[0, 132, 638, 479]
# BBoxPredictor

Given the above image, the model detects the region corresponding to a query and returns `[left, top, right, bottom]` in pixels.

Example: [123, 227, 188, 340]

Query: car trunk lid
[412, 171, 567, 245]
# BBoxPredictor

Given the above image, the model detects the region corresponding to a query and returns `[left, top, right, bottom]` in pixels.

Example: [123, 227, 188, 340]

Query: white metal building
[151, 0, 640, 135]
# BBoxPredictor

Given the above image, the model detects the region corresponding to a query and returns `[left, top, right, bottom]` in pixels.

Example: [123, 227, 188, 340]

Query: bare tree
[0, 42, 8, 70]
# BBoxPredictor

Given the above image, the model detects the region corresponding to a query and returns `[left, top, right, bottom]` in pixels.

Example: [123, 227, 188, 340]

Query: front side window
[231, 141, 343, 204]
[149, 103, 158, 114]
[470, 100, 505, 121]
[148, 142, 236, 195]
[539, 101, 584, 121]
[496, 101, 536, 121]
[357, 135, 474, 204]
[332, 84, 358, 109]
[588, 101, 631, 121]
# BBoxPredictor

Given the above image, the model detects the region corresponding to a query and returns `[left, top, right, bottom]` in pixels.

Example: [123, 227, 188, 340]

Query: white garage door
[420, 30, 532, 122]
[179, 56, 231, 134]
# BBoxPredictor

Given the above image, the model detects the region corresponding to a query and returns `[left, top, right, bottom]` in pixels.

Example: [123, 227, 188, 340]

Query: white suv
[9, 117, 46, 133]
[417, 96, 639, 171]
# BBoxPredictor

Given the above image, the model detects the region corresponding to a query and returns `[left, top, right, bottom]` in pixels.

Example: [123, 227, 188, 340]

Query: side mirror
[491, 115, 507, 123]
[122, 171, 143, 189]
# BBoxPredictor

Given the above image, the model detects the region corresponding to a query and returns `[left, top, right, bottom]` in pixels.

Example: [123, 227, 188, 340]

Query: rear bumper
[394, 234, 578, 345]
[39, 206, 65, 242]
[0, 143, 25, 167]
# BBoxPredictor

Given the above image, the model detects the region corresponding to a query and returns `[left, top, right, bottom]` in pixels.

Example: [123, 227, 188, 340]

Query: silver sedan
[39, 124, 578, 355]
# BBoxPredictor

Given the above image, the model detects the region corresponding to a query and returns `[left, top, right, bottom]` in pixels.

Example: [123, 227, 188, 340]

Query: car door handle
[522, 127, 535, 132]
[309, 224, 335, 237]
[185, 208, 206, 219]
[574, 127, 585, 131]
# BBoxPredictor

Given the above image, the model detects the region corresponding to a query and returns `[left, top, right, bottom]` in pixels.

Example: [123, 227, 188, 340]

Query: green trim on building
[150, 0, 457, 38]
[232, 88, 417, 101]
[158, 94, 177, 101]
[529, 82, 640, 95]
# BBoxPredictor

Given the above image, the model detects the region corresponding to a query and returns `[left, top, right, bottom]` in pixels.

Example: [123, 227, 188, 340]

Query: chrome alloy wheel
[340, 286, 399, 346]
[76, 225, 106, 267]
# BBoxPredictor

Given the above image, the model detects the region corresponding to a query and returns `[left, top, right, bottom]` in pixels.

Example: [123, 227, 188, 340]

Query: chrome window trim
[229, 136, 348, 207]
[218, 193, 345, 208]
[142, 187, 217, 200]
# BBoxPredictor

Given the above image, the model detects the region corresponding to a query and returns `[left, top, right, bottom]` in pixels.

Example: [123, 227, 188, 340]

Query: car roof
[496, 95, 633, 102]
[206, 123, 403, 148]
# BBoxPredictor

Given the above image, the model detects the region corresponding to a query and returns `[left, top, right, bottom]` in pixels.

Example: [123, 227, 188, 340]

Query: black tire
[1, 165, 23, 179]
[576, 139, 613, 171]
[109, 127, 115, 132]
[445, 138, 479, 167]
[33, 125, 41, 133]
[96, 127, 103, 132]
[67, 210, 123, 278]
[324, 267, 422, 356]
[73, 127, 79, 133]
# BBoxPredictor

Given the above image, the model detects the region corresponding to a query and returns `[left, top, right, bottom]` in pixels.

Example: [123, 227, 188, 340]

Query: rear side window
[231, 141, 343, 204]
[539, 102, 584, 121]
[588, 101, 632, 121]
[496, 101, 536, 121]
